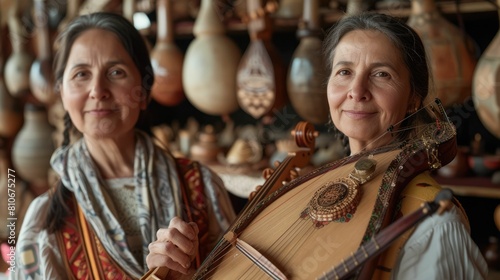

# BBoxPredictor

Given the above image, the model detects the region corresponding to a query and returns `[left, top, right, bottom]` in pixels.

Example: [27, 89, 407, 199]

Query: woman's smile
[342, 110, 377, 120]
[85, 108, 120, 117]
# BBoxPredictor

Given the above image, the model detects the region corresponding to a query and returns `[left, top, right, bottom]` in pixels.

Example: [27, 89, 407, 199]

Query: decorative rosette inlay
[301, 157, 377, 228]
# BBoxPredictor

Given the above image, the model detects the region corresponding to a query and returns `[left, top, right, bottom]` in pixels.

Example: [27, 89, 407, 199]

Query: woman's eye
[337, 69, 350, 76]
[374, 71, 389, 78]
[109, 69, 126, 77]
[74, 71, 88, 79]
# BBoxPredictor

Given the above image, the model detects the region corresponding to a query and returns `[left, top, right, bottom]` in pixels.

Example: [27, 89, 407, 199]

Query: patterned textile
[56, 197, 133, 279]
[175, 158, 210, 264]
[10, 131, 235, 279]
[55, 157, 210, 279]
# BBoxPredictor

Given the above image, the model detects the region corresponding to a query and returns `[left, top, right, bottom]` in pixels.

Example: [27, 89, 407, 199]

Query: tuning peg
[249, 185, 262, 201]
[262, 168, 273, 180]
[289, 169, 299, 180]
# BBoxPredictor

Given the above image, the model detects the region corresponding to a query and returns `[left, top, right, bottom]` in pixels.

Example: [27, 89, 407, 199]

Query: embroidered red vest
[55, 158, 209, 279]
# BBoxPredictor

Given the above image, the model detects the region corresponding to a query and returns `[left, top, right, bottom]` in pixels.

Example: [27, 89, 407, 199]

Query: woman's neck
[349, 134, 394, 155]
[84, 132, 136, 179]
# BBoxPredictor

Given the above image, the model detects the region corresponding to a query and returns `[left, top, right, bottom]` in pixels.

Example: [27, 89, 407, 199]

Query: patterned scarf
[50, 131, 183, 278]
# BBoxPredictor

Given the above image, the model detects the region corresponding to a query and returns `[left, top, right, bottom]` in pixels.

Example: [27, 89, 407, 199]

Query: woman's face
[60, 28, 146, 140]
[327, 30, 412, 153]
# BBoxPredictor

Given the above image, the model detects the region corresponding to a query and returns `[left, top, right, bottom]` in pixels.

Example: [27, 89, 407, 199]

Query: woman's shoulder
[19, 193, 52, 234]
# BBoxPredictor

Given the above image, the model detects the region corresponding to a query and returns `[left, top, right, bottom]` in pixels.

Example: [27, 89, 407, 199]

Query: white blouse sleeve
[392, 205, 489, 280]
[9, 194, 67, 280]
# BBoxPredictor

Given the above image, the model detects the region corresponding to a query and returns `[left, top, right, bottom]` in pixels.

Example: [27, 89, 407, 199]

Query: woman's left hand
[146, 216, 199, 275]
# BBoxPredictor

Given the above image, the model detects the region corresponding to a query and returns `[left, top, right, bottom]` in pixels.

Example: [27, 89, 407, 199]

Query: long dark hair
[323, 12, 432, 150]
[45, 12, 154, 232]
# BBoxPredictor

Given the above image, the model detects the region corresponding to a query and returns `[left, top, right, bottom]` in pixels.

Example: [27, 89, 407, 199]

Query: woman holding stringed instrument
[171, 12, 487, 280]
[10, 12, 235, 280]
[319, 12, 487, 279]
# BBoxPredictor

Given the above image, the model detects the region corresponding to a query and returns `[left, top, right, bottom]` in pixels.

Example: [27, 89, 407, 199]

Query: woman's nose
[89, 76, 110, 100]
[348, 76, 371, 101]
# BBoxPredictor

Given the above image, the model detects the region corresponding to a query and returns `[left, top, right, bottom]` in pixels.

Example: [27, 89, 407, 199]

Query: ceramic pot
[407, 0, 477, 107]
[12, 104, 55, 187]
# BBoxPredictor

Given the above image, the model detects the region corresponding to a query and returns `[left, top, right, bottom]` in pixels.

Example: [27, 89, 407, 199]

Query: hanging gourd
[12, 104, 54, 190]
[57, 0, 81, 32]
[237, 0, 286, 120]
[150, 0, 185, 106]
[275, 0, 303, 19]
[471, 1, 500, 139]
[4, 3, 34, 98]
[346, 0, 370, 15]
[0, 12, 23, 138]
[407, 0, 477, 107]
[30, 0, 56, 105]
[287, 0, 329, 125]
[183, 0, 241, 116]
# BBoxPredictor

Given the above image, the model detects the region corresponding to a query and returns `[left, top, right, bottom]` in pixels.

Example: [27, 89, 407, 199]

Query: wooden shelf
[143, 0, 498, 38]
[374, 0, 498, 18]
[434, 175, 500, 199]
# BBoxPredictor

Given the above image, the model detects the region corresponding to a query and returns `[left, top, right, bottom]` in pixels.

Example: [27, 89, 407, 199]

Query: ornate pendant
[301, 157, 377, 228]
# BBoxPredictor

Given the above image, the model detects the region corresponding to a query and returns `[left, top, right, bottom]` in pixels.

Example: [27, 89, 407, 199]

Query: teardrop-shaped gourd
[288, 0, 328, 124]
[472, 6, 500, 139]
[12, 104, 55, 187]
[237, 0, 286, 119]
[150, 0, 185, 106]
[30, 0, 56, 105]
[183, 0, 241, 116]
[4, 16, 34, 97]
[407, 0, 477, 107]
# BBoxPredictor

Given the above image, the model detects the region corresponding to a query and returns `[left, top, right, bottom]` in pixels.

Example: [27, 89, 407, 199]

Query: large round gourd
[471, 5, 500, 139]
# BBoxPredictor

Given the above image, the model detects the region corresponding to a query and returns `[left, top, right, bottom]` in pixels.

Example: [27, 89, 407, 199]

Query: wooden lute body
[193, 99, 457, 279]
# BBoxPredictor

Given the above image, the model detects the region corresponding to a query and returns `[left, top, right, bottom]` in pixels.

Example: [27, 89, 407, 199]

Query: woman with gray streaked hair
[323, 12, 487, 279]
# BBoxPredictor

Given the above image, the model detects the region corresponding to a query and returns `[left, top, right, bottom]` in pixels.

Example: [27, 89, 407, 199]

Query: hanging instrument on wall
[237, 0, 287, 120]
[193, 99, 457, 279]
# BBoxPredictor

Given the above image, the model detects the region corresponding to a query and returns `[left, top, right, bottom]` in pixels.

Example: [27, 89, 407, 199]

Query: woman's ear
[407, 94, 421, 113]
